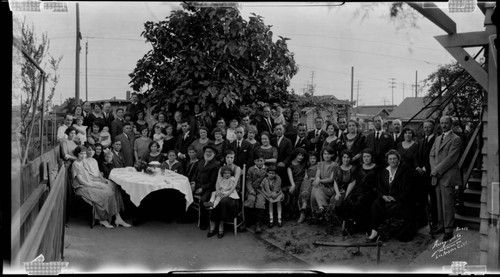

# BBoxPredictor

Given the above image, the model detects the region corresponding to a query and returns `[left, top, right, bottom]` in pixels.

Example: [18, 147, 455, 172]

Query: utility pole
[388, 78, 396, 106]
[85, 40, 88, 101]
[75, 2, 81, 104]
[350, 66, 354, 104]
[415, 70, 418, 97]
[402, 82, 405, 99]
[356, 80, 362, 114]
[310, 71, 315, 96]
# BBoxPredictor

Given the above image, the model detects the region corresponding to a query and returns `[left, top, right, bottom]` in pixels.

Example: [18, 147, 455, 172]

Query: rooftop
[387, 97, 434, 121]
[354, 105, 396, 116]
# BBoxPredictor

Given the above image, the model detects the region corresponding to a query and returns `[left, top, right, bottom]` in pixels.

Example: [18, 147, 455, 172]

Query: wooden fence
[11, 146, 66, 267]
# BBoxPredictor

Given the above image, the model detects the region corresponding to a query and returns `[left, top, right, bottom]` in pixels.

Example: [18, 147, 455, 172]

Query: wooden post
[75, 2, 81, 104]
[486, 13, 499, 268]
[11, 98, 22, 268]
[40, 75, 46, 156]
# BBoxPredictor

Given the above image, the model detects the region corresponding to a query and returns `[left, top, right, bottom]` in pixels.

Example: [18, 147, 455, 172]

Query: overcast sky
[13, 1, 487, 108]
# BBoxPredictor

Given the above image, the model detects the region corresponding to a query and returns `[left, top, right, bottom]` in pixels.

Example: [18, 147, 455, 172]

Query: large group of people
[59, 94, 462, 243]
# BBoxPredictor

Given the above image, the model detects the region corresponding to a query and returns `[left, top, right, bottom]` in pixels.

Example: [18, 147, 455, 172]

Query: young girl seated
[101, 151, 115, 179]
[204, 166, 236, 209]
[162, 149, 183, 174]
[73, 115, 88, 144]
[99, 126, 112, 149]
[143, 141, 165, 164]
[261, 165, 284, 228]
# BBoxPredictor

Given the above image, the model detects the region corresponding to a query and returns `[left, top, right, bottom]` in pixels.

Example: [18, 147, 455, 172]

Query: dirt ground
[253, 219, 435, 272]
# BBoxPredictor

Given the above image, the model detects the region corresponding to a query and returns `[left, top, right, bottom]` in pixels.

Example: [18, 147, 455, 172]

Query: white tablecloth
[109, 167, 193, 210]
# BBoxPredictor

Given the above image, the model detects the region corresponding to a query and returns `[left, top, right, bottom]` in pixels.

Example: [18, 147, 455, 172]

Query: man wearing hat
[192, 142, 221, 230]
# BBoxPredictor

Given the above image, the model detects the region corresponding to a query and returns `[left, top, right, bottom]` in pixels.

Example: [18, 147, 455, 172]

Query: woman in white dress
[72, 145, 131, 228]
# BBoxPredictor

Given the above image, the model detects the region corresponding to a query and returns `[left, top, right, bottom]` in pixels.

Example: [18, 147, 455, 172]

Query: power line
[299, 64, 391, 84]
[290, 43, 440, 65]
[83, 36, 145, 42]
[280, 33, 439, 52]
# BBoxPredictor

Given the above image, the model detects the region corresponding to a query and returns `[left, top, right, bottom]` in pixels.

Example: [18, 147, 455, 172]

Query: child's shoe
[268, 221, 274, 228]
[278, 221, 283, 227]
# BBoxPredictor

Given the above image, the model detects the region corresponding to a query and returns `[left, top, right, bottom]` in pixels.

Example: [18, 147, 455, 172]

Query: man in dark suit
[290, 123, 311, 151]
[175, 119, 196, 163]
[114, 122, 136, 167]
[271, 123, 294, 219]
[126, 93, 146, 122]
[192, 143, 221, 230]
[271, 124, 294, 167]
[256, 106, 275, 136]
[82, 101, 93, 127]
[110, 108, 125, 141]
[102, 101, 115, 129]
[416, 119, 438, 230]
[364, 116, 395, 167]
[430, 116, 462, 242]
[227, 125, 253, 169]
[336, 116, 348, 138]
[110, 140, 126, 168]
[391, 119, 404, 145]
[307, 116, 328, 153]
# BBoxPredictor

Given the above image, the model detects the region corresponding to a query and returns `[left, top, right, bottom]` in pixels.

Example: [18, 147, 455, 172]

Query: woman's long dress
[343, 165, 379, 232]
[72, 159, 124, 221]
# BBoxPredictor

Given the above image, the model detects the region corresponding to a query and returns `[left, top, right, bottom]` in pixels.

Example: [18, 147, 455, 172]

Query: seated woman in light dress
[72, 145, 131, 229]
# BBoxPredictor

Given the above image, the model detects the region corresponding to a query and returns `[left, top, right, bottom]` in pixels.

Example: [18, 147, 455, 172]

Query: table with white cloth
[109, 167, 193, 211]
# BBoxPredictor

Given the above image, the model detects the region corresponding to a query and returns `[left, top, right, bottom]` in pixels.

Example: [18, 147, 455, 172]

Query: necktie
[316, 130, 320, 137]
[295, 137, 301, 147]
[440, 134, 445, 144]
[376, 131, 380, 140]
[237, 140, 241, 149]
[266, 118, 272, 131]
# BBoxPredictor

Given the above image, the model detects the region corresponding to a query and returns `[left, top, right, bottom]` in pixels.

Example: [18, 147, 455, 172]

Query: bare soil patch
[257, 220, 433, 272]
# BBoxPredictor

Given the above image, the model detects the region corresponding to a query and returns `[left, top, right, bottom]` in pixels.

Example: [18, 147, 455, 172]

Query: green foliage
[129, 3, 298, 119]
[422, 62, 484, 123]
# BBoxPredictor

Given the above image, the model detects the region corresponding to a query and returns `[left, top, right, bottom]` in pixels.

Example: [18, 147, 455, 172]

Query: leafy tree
[17, 17, 63, 164]
[421, 62, 484, 127]
[129, 3, 298, 120]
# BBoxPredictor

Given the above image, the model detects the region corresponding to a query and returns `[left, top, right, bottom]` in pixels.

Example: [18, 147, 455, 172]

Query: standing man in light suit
[429, 116, 462, 242]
